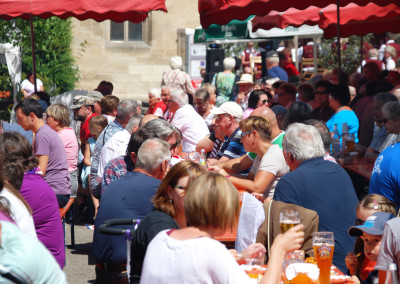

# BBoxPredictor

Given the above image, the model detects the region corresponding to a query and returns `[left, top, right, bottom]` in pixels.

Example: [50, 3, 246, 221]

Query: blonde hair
[153, 160, 205, 218]
[358, 194, 396, 215]
[46, 103, 70, 127]
[239, 116, 272, 142]
[184, 172, 240, 232]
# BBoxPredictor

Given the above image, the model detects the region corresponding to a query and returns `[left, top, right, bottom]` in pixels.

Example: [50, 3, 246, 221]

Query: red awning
[199, 0, 394, 28]
[0, 0, 167, 23]
[251, 3, 400, 39]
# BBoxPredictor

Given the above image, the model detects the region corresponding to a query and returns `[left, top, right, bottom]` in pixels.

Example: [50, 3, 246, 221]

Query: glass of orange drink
[312, 232, 334, 284]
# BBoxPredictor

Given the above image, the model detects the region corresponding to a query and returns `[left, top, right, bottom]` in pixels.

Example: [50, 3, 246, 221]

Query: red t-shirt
[80, 113, 98, 143]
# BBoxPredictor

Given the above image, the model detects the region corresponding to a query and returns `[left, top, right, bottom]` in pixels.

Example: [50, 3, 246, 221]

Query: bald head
[250, 106, 281, 139]
[250, 106, 278, 128]
[139, 114, 159, 129]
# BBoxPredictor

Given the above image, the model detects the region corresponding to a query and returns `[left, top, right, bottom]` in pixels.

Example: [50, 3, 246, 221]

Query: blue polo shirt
[92, 171, 161, 264]
[274, 157, 358, 273]
[369, 142, 400, 209]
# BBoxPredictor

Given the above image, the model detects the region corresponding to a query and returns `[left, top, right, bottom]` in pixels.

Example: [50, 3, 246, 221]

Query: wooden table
[215, 230, 237, 248]
[342, 156, 374, 180]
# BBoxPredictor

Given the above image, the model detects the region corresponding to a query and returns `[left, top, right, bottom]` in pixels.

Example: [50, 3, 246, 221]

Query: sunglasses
[73, 106, 82, 111]
[382, 117, 391, 124]
[170, 141, 179, 150]
[241, 130, 252, 139]
[355, 218, 365, 226]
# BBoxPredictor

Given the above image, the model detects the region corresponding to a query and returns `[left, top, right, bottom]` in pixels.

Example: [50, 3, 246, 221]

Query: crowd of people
[0, 41, 400, 284]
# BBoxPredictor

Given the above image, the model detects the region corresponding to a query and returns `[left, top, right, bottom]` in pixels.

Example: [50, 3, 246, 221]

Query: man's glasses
[241, 130, 252, 139]
[170, 141, 179, 151]
[216, 114, 229, 121]
[73, 106, 82, 111]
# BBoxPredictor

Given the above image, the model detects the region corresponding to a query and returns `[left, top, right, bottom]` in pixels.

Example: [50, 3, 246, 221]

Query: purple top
[34, 124, 71, 195]
[20, 170, 65, 268]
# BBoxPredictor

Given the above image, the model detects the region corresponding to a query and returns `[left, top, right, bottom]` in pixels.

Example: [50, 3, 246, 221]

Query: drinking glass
[313, 232, 335, 284]
[280, 209, 300, 233]
[344, 133, 355, 152]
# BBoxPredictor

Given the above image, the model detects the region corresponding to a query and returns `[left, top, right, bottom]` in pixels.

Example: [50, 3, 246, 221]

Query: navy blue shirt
[92, 171, 161, 264]
[273, 157, 358, 273]
[267, 65, 288, 82]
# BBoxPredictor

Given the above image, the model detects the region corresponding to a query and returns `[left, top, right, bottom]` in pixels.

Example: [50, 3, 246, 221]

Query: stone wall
[70, 0, 200, 102]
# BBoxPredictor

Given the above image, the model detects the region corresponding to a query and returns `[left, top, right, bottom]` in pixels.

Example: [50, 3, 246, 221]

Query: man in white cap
[236, 73, 254, 109]
[209, 102, 247, 171]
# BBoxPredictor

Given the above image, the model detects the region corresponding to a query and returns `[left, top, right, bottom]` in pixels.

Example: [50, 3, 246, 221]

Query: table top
[342, 156, 374, 180]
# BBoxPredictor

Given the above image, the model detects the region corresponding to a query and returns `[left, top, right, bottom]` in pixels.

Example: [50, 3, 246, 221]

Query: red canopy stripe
[199, 0, 395, 28]
[0, 0, 167, 22]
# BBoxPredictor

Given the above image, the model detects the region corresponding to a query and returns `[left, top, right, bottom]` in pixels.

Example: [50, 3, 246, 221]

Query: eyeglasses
[355, 218, 365, 226]
[170, 141, 179, 150]
[382, 117, 391, 124]
[173, 185, 186, 190]
[315, 91, 329, 95]
[241, 130, 252, 139]
[216, 114, 229, 121]
[73, 106, 82, 111]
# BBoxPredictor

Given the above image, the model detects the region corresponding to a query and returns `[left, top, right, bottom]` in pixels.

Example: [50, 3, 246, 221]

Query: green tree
[320, 35, 372, 75]
[0, 17, 83, 96]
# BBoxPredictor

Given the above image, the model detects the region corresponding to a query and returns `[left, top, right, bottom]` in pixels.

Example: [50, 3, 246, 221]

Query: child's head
[356, 194, 396, 225]
[349, 212, 394, 261]
[89, 115, 108, 139]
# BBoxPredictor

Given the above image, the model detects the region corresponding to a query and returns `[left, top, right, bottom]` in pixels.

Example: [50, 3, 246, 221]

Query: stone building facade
[70, 0, 199, 101]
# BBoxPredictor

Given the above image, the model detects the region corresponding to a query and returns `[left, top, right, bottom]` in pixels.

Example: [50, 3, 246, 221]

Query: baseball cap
[348, 212, 394, 237]
[86, 90, 104, 102]
[210, 101, 243, 119]
[71, 95, 94, 109]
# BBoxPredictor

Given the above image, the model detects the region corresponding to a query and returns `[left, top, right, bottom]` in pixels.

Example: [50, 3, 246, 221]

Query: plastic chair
[60, 197, 75, 248]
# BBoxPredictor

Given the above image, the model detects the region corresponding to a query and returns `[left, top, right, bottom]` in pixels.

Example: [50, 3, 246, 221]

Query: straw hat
[236, 73, 254, 84]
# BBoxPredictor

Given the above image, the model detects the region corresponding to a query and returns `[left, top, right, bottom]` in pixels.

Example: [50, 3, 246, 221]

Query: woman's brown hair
[153, 160, 205, 218]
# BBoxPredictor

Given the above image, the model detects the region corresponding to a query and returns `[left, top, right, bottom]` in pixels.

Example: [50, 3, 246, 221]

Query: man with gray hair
[90, 99, 141, 200]
[101, 119, 181, 193]
[97, 115, 143, 181]
[273, 123, 358, 273]
[168, 89, 209, 152]
[93, 138, 171, 283]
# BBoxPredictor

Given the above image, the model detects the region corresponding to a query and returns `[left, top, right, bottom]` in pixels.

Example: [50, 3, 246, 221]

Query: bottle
[199, 149, 208, 169]
[385, 263, 400, 284]
[331, 124, 341, 158]
[341, 123, 349, 152]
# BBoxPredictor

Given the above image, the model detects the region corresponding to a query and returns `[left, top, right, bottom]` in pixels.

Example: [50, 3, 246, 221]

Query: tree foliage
[0, 17, 82, 96]
[320, 35, 372, 75]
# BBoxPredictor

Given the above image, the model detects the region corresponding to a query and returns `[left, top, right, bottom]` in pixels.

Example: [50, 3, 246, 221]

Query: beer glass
[280, 209, 300, 233]
[313, 232, 335, 284]
[344, 133, 355, 152]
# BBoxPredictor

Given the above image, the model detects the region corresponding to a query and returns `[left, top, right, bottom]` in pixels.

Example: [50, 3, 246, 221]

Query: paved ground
[64, 222, 96, 283]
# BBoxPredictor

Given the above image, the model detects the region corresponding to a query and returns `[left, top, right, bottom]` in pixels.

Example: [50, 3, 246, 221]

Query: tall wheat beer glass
[313, 232, 334, 284]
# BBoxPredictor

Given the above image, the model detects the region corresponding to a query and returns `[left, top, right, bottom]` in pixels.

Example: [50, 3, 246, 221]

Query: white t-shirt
[97, 129, 131, 182]
[171, 104, 210, 153]
[0, 187, 37, 239]
[21, 79, 43, 96]
[250, 144, 290, 198]
[140, 230, 253, 284]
